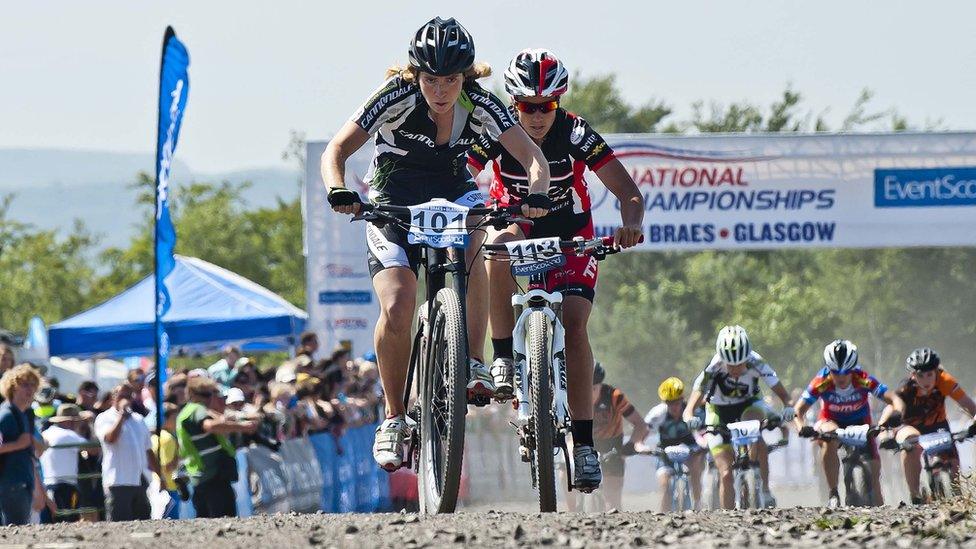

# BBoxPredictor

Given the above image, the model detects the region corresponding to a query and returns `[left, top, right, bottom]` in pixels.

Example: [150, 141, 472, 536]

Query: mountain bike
[647, 444, 706, 512]
[895, 428, 973, 502]
[803, 424, 889, 507]
[708, 417, 787, 509]
[354, 200, 522, 513]
[483, 234, 636, 512]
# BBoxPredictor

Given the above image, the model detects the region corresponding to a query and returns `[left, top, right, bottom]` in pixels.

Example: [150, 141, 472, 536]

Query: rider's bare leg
[817, 420, 841, 494]
[869, 458, 884, 506]
[485, 225, 524, 347]
[895, 425, 922, 500]
[373, 267, 417, 417]
[658, 469, 673, 512]
[688, 452, 705, 509]
[563, 296, 594, 421]
[602, 474, 624, 511]
[464, 217, 489, 361]
[713, 447, 735, 509]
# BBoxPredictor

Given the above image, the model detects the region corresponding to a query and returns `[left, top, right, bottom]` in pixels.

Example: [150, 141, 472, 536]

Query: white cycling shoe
[373, 415, 410, 472]
[490, 357, 515, 401]
[467, 358, 496, 400]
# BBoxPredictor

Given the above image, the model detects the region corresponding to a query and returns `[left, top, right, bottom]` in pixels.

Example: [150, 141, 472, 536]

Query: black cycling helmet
[592, 362, 605, 385]
[906, 347, 940, 373]
[408, 17, 475, 77]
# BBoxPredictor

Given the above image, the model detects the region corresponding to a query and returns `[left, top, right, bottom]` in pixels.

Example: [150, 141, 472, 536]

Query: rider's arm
[793, 399, 812, 429]
[321, 121, 370, 191]
[770, 382, 792, 408]
[955, 394, 976, 418]
[683, 389, 703, 423]
[624, 409, 649, 447]
[497, 126, 551, 197]
[877, 390, 904, 425]
[595, 159, 644, 248]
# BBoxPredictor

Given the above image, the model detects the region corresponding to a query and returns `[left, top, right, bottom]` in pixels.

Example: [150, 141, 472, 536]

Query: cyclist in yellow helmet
[645, 377, 706, 511]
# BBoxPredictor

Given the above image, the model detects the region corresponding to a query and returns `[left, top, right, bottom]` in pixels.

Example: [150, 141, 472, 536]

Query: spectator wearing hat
[0, 365, 43, 525]
[94, 384, 159, 522]
[177, 377, 257, 518]
[40, 404, 89, 522]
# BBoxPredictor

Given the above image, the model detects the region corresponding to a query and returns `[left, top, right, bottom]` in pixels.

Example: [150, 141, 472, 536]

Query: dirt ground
[3, 501, 974, 548]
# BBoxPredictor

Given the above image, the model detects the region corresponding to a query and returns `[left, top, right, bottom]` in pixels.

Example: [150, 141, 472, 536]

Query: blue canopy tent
[49, 255, 308, 358]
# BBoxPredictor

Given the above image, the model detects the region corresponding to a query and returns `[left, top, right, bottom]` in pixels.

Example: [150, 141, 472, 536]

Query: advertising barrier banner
[305, 132, 976, 347]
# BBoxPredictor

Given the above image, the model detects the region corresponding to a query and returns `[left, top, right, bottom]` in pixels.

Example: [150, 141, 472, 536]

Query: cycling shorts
[366, 188, 484, 278]
[522, 217, 598, 302]
[704, 398, 775, 455]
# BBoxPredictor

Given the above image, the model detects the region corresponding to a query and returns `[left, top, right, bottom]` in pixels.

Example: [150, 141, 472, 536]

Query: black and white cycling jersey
[351, 75, 516, 205]
[692, 351, 781, 407]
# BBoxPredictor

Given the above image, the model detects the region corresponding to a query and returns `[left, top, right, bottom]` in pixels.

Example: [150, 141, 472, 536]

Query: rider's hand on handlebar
[613, 225, 643, 249]
[685, 416, 703, 430]
[327, 187, 362, 215]
[521, 193, 552, 219]
[798, 425, 816, 438]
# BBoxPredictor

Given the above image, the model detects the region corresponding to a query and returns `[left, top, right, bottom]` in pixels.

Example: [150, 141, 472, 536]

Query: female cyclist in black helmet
[321, 17, 552, 471]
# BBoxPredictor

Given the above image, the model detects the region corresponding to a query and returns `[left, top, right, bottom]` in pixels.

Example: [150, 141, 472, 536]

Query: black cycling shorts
[365, 187, 485, 278]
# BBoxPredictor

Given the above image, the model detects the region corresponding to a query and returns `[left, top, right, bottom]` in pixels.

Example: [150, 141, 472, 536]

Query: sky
[2, 1, 975, 173]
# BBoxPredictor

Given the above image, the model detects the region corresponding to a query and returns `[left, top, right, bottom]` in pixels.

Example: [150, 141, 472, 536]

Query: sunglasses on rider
[514, 100, 559, 114]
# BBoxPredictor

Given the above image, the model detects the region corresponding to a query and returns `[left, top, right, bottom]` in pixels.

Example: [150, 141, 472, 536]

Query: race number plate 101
[406, 199, 469, 248]
[505, 237, 566, 276]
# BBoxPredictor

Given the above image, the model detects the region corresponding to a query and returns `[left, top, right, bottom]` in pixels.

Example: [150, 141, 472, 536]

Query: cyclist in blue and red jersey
[793, 339, 905, 507]
[467, 49, 644, 491]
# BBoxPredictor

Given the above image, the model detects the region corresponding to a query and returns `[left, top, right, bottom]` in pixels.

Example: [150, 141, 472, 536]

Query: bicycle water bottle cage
[835, 425, 870, 447]
[917, 431, 954, 455]
[727, 420, 762, 447]
[664, 444, 692, 464]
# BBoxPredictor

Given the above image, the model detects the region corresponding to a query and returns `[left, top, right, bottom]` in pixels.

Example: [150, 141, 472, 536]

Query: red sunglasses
[514, 100, 559, 114]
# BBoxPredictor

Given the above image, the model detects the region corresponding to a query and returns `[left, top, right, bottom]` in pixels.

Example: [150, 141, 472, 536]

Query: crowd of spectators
[0, 334, 383, 525]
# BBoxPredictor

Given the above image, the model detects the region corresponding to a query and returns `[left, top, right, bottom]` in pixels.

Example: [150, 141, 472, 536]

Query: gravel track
[3, 503, 974, 548]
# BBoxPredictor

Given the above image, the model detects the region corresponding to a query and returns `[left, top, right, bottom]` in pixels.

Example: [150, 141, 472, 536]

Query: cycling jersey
[352, 75, 516, 205]
[801, 367, 887, 424]
[692, 352, 780, 407]
[593, 383, 635, 441]
[896, 370, 966, 432]
[644, 402, 696, 448]
[466, 108, 615, 236]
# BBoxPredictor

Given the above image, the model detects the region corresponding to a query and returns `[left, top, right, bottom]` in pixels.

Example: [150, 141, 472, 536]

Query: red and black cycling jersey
[467, 108, 616, 235]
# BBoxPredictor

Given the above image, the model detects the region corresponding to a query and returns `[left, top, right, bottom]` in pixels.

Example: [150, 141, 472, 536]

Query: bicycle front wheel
[527, 310, 557, 512]
[418, 288, 467, 514]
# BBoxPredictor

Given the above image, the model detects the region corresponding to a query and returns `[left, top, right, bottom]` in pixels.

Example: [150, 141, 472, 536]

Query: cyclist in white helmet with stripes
[682, 325, 794, 509]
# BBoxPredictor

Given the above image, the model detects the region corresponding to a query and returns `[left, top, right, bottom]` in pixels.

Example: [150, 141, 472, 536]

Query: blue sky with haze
[2, 1, 974, 173]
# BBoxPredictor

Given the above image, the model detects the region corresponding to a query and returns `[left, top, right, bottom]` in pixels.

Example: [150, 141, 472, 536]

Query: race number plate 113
[505, 237, 566, 276]
[406, 199, 469, 248]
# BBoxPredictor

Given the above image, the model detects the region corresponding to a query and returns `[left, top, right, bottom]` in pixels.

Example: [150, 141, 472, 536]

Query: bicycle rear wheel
[418, 288, 467, 514]
[527, 310, 557, 512]
[672, 475, 690, 512]
[845, 462, 870, 507]
[934, 469, 955, 501]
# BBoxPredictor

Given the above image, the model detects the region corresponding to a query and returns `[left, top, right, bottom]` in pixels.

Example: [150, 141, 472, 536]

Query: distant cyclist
[879, 348, 976, 504]
[321, 17, 552, 471]
[563, 363, 647, 511]
[467, 48, 643, 491]
[793, 339, 905, 507]
[645, 377, 705, 511]
[682, 325, 794, 509]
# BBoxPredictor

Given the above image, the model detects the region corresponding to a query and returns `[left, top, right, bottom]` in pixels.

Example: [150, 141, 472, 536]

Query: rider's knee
[379, 294, 415, 333]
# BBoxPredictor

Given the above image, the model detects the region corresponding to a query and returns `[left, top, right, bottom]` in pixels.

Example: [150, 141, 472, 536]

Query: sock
[572, 420, 594, 447]
[492, 337, 514, 361]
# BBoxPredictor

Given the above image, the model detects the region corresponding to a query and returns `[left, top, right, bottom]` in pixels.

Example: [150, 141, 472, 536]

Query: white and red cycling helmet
[504, 48, 569, 98]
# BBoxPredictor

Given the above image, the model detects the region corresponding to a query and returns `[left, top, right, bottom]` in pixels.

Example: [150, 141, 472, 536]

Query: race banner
[304, 132, 976, 339]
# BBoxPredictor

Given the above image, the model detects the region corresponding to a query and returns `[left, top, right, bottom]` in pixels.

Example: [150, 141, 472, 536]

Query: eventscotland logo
[874, 167, 976, 207]
[318, 291, 372, 305]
